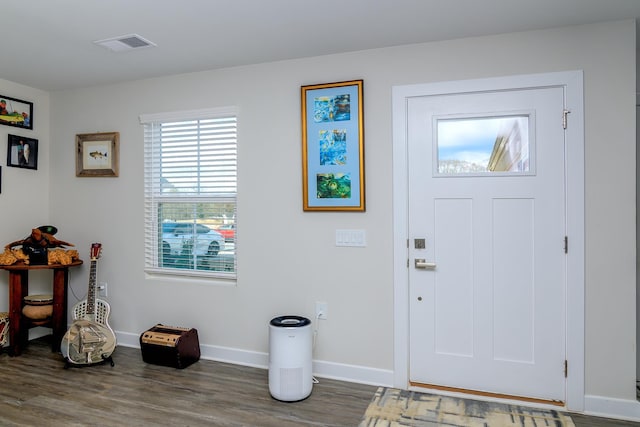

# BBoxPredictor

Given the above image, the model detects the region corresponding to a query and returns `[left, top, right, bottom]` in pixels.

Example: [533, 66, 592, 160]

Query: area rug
[359, 387, 575, 426]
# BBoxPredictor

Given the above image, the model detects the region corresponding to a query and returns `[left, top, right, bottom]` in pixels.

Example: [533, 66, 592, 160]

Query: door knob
[414, 259, 436, 270]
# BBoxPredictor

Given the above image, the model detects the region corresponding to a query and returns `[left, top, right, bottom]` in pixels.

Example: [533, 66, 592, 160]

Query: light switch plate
[336, 229, 366, 247]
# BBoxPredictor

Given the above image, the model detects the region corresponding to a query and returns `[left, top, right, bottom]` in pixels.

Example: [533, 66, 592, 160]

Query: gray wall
[0, 82, 51, 303]
[0, 19, 636, 418]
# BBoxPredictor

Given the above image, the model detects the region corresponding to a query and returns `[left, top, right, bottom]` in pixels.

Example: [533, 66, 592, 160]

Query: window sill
[144, 268, 237, 286]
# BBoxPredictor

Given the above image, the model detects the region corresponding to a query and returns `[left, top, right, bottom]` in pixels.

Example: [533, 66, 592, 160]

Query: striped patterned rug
[360, 387, 575, 426]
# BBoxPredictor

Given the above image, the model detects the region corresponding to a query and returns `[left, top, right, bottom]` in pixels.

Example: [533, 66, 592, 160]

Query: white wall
[0, 18, 633, 417]
[0, 80, 52, 308]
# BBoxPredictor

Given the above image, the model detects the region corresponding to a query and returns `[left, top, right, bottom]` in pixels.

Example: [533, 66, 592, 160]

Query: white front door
[407, 86, 567, 402]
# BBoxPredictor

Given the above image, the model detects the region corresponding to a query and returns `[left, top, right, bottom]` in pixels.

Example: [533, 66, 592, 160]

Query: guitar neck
[86, 259, 97, 316]
[85, 243, 101, 318]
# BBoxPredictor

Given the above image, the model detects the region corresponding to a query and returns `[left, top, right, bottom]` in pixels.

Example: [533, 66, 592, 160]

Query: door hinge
[564, 360, 568, 377]
[563, 236, 568, 254]
[562, 109, 571, 129]
[406, 240, 409, 268]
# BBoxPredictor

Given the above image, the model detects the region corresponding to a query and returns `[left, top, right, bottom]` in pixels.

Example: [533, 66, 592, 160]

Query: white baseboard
[583, 394, 640, 422]
[116, 331, 394, 387]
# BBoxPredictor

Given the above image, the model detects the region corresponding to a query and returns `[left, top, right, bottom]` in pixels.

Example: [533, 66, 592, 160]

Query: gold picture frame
[301, 80, 365, 211]
[76, 132, 119, 177]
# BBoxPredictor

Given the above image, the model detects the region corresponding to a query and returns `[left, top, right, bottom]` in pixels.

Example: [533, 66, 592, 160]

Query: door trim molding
[391, 71, 585, 411]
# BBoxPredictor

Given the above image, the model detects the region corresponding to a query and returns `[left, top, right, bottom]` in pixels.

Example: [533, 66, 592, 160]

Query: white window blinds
[141, 107, 238, 280]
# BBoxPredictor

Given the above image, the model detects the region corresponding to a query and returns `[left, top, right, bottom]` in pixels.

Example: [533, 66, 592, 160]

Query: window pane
[158, 202, 236, 273]
[436, 115, 530, 174]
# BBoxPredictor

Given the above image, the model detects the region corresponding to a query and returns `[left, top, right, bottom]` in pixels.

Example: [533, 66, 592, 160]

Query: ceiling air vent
[93, 34, 156, 52]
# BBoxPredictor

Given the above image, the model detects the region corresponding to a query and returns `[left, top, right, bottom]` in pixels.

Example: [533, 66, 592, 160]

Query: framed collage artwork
[301, 80, 364, 211]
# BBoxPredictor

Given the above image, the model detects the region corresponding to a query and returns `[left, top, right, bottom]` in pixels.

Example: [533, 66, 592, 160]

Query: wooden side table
[0, 260, 83, 356]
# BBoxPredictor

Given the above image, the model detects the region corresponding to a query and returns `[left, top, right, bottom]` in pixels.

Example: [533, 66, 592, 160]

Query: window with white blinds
[140, 107, 237, 280]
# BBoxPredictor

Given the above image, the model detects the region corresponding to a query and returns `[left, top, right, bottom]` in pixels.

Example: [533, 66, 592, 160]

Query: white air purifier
[268, 315, 313, 401]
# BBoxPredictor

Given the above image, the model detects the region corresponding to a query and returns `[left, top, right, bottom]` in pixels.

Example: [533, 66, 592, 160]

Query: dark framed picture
[0, 95, 33, 130]
[7, 134, 38, 170]
[301, 80, 365, 211]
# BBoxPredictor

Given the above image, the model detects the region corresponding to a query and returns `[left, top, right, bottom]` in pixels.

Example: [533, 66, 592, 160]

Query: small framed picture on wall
[7, 134, 38, 170]
[76, 132, 119, 177]
[0, 95, 33, 130]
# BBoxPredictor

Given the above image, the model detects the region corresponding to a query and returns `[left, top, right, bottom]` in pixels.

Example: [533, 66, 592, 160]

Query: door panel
[408, 86, 566, 401]
[434, 198, 473, 357]
[492, 198, 534, 363]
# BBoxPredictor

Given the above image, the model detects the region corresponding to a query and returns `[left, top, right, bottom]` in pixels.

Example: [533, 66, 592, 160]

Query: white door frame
[392, 71, 585, 411]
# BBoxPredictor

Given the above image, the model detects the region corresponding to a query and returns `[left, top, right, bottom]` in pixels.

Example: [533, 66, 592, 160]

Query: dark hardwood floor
[0, 337, 638, 426]
[0, 337, 374, 426]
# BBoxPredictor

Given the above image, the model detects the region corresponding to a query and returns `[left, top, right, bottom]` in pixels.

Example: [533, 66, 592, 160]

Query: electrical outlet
[98, 282, 108, 297]
[315, 301, 328, 320]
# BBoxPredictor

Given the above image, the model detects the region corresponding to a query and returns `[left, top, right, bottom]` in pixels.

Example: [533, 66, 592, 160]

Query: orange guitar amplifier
[140, 324, 200, 369]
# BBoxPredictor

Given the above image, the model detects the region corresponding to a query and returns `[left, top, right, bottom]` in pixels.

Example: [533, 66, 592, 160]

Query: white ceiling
[3, 0, 640, 92]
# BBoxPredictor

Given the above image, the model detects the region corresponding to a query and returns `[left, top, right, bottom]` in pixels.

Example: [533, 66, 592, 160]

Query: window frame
[140, 106, 238, 282]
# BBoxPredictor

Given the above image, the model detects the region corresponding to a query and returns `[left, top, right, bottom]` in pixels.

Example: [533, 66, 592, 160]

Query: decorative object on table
[140, 324, 200, 369]
[7, 134, 38, 170]
[0, 94, 33, 130]
[22, 294, 53, 326]
[61, 243, 116, 367]
[76, 132, 119, 177]
[301, 79, 365, 211]
[1, 225, 77, 266]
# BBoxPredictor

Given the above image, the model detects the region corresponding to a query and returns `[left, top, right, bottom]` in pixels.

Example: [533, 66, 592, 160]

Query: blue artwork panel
[319, 129, 347, 165]
[313, 94, 351, 123]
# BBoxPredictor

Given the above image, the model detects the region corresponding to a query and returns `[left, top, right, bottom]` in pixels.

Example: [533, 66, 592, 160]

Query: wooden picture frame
[0, 95, 33, 130]
[7, 134, 38, 170]
[301, 80, 365, 211]
[76, 132, 119, 177]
